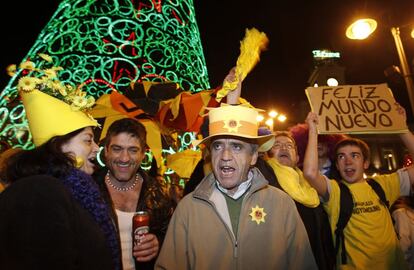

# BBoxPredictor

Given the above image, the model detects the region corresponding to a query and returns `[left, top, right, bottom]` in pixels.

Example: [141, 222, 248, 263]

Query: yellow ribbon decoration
[266, 158, 320, 208]
[216, 28, 269, 102]
[166, 149, 202, 178]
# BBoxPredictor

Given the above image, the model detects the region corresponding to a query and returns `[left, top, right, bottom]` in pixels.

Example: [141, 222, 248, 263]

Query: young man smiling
[155, 105, 317, 270]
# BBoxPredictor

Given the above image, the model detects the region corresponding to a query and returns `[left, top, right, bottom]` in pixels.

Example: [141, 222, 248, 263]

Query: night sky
[1, 0, 414, 125]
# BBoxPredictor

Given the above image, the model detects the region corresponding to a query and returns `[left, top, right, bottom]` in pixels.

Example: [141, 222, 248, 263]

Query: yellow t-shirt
[324, 172, 408, 270]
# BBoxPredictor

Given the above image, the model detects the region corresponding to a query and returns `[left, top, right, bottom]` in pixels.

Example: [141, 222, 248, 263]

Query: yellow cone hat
[21, 89, 99, 146]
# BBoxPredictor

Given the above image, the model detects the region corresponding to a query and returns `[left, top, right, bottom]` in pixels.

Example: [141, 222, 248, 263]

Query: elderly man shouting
[155, 105, 317, 270]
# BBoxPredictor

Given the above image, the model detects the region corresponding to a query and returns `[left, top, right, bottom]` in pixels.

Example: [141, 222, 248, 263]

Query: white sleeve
[398, 168, 411, 196]
[392, 209, 412, 256]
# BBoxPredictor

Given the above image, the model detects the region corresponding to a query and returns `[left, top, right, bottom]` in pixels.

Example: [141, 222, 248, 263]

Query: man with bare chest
[94, 118, 174, 270]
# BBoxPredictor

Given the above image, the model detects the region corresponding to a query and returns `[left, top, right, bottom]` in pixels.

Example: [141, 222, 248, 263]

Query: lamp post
[390, 27, 414, 114]
[258, 110, 287, 131]
[346, 18, 414, 114]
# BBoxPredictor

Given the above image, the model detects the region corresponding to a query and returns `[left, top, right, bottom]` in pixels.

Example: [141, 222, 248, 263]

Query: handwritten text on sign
[305, 84, 407, 134]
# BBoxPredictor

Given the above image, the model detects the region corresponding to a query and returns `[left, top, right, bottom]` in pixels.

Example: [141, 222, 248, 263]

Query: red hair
[288, 122, 349, 167]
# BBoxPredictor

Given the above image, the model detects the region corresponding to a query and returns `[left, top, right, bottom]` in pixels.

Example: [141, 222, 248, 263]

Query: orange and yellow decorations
[157, 89, 219, 132]
[249, 205, 267, 225]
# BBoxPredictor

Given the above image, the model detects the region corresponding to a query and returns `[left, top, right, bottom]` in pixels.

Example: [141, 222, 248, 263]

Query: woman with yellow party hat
[0, 56, 121, 270]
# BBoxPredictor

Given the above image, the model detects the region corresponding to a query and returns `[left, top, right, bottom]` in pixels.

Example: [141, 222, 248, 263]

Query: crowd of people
[1, 64, 414, 270]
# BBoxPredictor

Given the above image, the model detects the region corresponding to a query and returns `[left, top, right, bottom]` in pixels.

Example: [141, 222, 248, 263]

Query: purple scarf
[61, 168, 121, 270]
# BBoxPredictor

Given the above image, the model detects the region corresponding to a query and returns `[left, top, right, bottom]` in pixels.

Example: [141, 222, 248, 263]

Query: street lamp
[265, 118, 274, 131]
[277, 114, 287, 122]
[346, 18, 414, 114]
[268, 110, 278, 119]
[345, 19, 377, 40]
[263, 110, 288, 131]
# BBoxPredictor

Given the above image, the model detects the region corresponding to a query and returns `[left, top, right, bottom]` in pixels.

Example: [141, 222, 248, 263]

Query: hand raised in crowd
[133, 233, 159, 262]
[305, 111, 319, 134]
[224, 66, 242, 105]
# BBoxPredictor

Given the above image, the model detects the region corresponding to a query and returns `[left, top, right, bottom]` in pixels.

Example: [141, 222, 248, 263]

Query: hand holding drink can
[133, 211, 150, 246]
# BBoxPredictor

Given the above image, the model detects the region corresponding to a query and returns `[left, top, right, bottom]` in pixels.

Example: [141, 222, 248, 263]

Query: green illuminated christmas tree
[0, 0, 210, 152]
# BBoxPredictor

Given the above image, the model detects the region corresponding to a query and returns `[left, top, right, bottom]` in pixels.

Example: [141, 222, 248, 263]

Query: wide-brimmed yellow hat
[21, 89, 99, 146]
[195, 105, 274, 152]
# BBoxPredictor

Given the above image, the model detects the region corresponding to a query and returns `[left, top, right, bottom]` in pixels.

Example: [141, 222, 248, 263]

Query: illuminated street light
[262, 109, 287, 131]
[265, 118, 274, 131]
[345, 18, 377, 40]
[326, 78, 339, 86]
[277, 114, 287, 122]
[268, 110, 278, 118]
[346, 18, 414, 114]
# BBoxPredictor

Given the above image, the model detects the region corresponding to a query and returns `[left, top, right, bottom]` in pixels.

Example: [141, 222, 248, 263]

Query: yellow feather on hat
[216, 28, 269, 102]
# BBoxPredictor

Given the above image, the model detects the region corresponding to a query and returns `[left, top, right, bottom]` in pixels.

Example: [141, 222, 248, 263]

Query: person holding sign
[303, 104, 414, 269]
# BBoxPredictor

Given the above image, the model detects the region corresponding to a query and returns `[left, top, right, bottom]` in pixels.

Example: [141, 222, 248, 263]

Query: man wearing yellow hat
[155, 105, 317, 269]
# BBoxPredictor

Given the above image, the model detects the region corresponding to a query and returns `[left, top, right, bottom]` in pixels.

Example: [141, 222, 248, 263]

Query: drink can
[133, 211, 150, 246]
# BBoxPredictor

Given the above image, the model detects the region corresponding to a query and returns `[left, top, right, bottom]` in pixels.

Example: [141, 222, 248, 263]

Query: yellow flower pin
[249, 205, 266, 225]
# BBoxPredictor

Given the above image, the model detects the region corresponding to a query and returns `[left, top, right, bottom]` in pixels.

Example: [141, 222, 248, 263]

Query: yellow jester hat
[21, 89, 99, 146]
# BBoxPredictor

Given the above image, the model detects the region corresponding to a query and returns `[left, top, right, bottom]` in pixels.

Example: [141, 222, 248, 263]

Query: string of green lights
[0, 0, 209, 184]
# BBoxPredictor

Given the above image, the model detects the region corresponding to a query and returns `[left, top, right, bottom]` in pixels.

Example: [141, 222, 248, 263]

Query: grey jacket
[155, 167, 317, 270]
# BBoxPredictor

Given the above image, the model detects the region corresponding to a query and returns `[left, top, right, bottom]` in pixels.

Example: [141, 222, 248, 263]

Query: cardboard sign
[305, 84, 408, 134]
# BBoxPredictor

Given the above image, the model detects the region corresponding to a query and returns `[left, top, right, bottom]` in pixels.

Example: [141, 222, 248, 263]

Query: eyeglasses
[272, 143, 295, 150]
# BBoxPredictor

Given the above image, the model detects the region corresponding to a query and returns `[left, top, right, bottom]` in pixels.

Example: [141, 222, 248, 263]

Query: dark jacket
[0, 175, 114, 270]
[94, 168, 175, 270]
